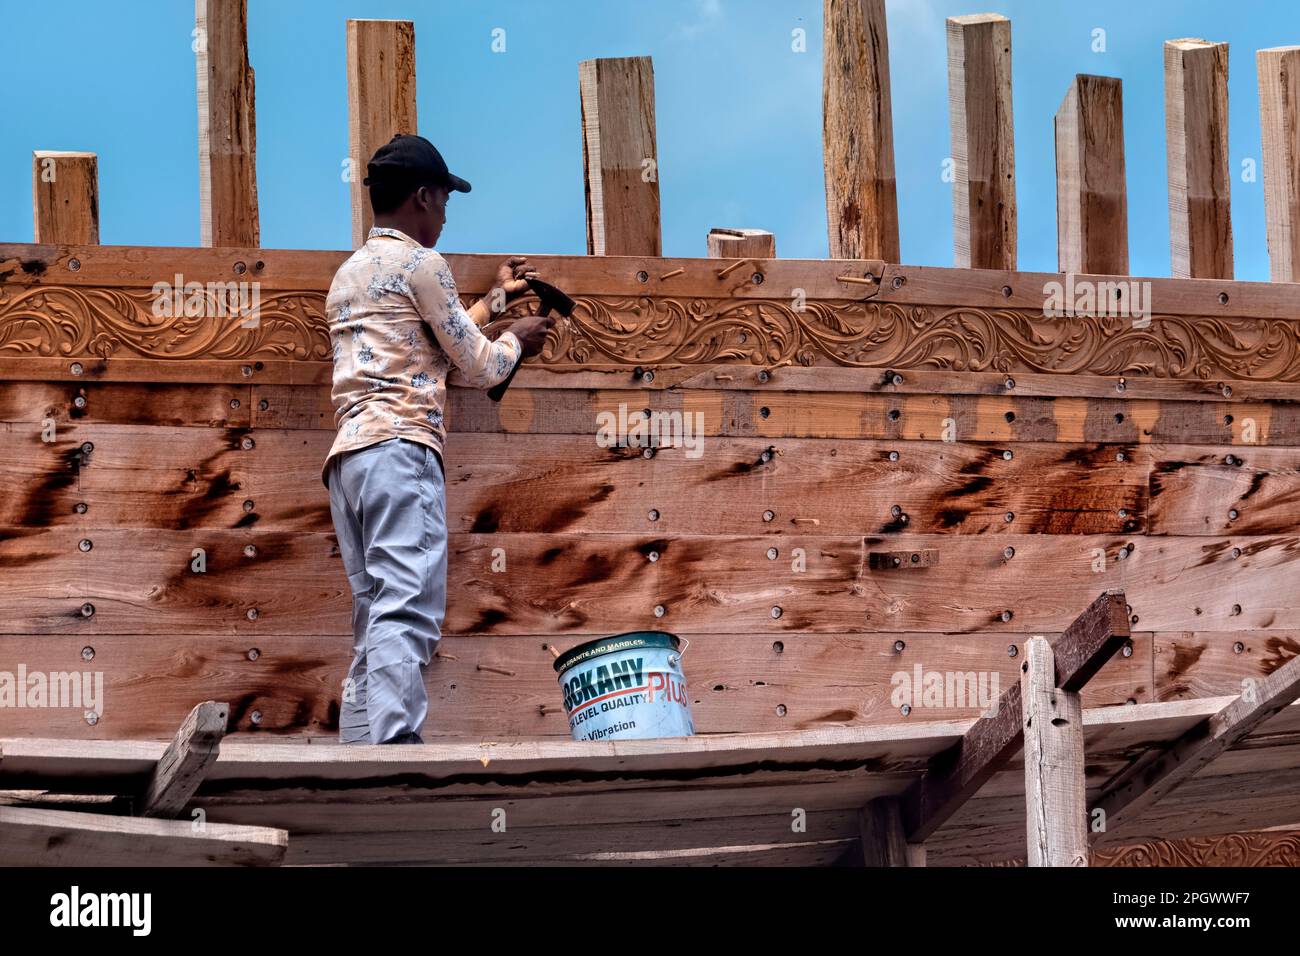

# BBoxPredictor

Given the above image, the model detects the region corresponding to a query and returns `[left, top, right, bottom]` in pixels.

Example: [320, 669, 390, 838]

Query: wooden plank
[31, 152, 99, 245]
[706, 228, 776, 259]
[1055, 75, 1128, 274]
[1258, 46, 1300, 282]
[947, 14, 1016, 270]
[1148, 444, 1300, 534]
[0, 805, 284, 866]
[1093, 652, 1300, 842]
[195, 0, 259, 248]
[140, 701, 228, 817]
[0, 629, 1151, 739]
[903, 591, 1127, 841]
[7, 529, 1300, 637]
[450, 388, 1300, 446]
[823, 0, 899, 261]
[859, 796, 925, 865]
[1021, 636, 1088, 865]
[1154, 630, 1300, 701]
[346, 19, 417, 249]
[579, 56, 661, 256]
[1165, 39, 1232, 279]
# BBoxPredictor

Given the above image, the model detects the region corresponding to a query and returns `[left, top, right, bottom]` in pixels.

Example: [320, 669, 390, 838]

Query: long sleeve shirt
[321, 226, 522, 486]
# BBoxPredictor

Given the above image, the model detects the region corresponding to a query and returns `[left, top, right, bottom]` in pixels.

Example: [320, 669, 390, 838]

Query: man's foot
[380, 731, 425, 745]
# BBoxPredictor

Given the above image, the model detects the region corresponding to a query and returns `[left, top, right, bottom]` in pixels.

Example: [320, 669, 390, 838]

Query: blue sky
[0, 0, 1292, 279]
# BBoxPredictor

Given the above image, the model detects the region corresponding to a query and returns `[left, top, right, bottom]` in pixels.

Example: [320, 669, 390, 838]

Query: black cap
[363, 133, 471, 194]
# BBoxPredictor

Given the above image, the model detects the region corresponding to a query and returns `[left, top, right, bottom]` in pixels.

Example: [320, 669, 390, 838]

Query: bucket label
[559, 650, 693, 742]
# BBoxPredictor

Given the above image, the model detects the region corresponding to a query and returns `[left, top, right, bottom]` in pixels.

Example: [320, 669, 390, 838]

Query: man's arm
[411, 255, 522, 390]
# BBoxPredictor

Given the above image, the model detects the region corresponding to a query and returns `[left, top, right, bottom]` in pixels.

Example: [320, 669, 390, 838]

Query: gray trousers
[325, 438, 447, 744]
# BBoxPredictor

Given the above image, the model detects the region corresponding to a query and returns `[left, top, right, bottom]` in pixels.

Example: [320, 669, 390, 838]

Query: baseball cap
[363, 133, 472, 194]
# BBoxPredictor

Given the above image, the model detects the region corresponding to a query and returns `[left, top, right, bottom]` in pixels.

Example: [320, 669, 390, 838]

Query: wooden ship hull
[2, 2, 1299, 867]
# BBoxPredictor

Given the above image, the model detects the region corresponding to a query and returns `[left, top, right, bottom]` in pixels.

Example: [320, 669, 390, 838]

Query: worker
[322, 133, 556, 744]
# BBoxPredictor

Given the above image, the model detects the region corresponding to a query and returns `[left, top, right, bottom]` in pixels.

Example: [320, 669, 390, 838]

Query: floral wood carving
[4, 283, 1300, 383]
[977, 829, 1300, 867]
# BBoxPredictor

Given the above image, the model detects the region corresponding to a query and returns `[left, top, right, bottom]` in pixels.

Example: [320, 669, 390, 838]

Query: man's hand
[495, 256, 540, 306]
[510, 313, 557, 358]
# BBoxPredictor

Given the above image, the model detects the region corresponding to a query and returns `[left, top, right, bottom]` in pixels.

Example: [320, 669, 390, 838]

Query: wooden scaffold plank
[140, 701, 229, 818]
[947, 13, 1016, 270]
[1055, 74, 1128, 274]
[195, 0, 259, 247]
[32, 151, 99, 245]
[1164, 38, 1232, 279]
[823, 0, 899, 261]
[1257, 45, 1300, 282]
[579, 56, 662, 256]
[347, 18, 418, 249]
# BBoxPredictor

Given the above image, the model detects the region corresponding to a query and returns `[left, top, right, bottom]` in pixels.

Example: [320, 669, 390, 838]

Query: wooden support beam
[0, 805, 285, 866]
[579, 56, 661, 257]
[347, 18, 418, 249]
[140, 701, 228, 818]
[902, 590, 1128, 843]
[859, 797, 926, 866]
[1165, 39, 1232, 279]
[706, 228, 776, 258]
[1055, 74, 1128, 274]
[31, 151, 99, 245]
[195, 0, 259, 248]
[947, 13, 1016, 270]
[1257, 46, 1300, 282]
[823, 0, 899, 261]
[1093, 650, 1300, 842]
[1021, 636, 1089, 866]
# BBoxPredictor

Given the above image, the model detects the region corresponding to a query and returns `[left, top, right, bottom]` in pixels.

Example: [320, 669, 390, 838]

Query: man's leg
[339, 438, 446, 744]
[327, 453, 375, 744]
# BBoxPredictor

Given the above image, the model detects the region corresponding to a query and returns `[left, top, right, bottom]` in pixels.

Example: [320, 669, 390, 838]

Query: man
[322, 133, 555, 744]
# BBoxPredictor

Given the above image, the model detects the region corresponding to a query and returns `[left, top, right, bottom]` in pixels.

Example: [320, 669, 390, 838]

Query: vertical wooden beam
[347, 19, 418, 249]
[579, 56, 661, 257]
[706, 228, 776, 258]
[140, 701, 228, 818]
[947, 13, 1016, 270]
[1165, 39, 1232, 279]
[1055, 75, 1128, 275]
[195, 0, 259, 248]
[31, 151, 99, 244]
[823, 0, 899, 261]
[1257, 46, 1300, 282]
[859, 797, 926, 866]
[1021, 637, 1088, 867]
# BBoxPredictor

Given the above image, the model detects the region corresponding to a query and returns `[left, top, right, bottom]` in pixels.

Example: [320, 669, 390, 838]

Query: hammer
[487, 276, 575, 402]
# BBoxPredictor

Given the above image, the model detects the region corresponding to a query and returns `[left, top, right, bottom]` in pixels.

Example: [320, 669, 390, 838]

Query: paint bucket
[553, 631, 694, 742]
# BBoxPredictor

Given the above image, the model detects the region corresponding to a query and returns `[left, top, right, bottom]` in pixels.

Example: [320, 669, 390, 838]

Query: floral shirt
[321, 227, 522, 485]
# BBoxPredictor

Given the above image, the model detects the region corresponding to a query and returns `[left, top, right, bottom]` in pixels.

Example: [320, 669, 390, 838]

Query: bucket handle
[669, 636, 691, 665]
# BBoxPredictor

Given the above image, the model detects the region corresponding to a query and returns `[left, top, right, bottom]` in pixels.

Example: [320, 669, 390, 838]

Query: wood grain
[1056, 74, 1128, 274]
[31, 152, 99, 245]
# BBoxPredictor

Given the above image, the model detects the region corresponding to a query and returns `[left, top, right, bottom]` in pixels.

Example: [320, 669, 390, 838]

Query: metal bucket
[553, 631, 694, 742]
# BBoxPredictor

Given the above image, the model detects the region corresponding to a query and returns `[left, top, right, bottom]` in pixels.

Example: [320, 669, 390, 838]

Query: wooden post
[195, 0, 259, 248]
[823, 0, 899, 262]
[1055, 75, 1127, 275]
[31, 152, 99, 244]
[947, 13, 1016, 270]
[579, 56, 661, 257]
[706, 228, 776, 258]
[1165, 39, 1232, 279]
[859, 797, 925, 866]
[140, 701, 228, 818]
[1257, 46, 1300, 282]
[347, 19, 418, 249]
[1021, 636, 1088, 867]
